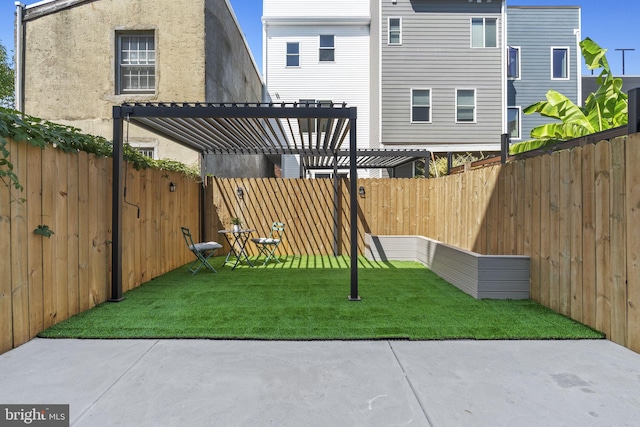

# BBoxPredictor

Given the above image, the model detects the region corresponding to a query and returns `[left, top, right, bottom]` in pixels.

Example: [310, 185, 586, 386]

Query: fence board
[41, 146, 56, 328]
[0, 142, 12, 354]
[626, 134, 640, 352]
[539, 154, 551, 307]
[506, 162, 517, 254]
[558, 150, 571, 316]
[515, 160, 526, 255]
[10, 142, 29, 347]
[548, 152, 560, 312]
[581, 143, 597, 328]
[27, 144, 44, 338]
[54, 150, 69, 323]
[87, 155, 102, 307]
[610, 139, 627, 346]
[529, 156, 542, 303]
[67, 151, 80, 316]
[122, 163, 136, 292]
[595, 141, 612, 337]
[569, 148, 583, 322]
[490, 166, 501, 253]
[77, 151, 90, 313]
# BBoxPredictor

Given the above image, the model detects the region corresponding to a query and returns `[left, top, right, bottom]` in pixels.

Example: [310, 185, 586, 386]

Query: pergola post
[110, 106, 125, 302]
[348, 107, 360, 301]
[333, 151, 339, 257]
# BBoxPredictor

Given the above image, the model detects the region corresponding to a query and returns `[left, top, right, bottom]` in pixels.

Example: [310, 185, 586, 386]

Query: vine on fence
[0, 107, 199, 198]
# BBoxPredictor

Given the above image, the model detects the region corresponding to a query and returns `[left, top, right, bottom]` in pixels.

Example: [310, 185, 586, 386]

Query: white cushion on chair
[251, 237, 280, 244]
[190, 242, 222, 251]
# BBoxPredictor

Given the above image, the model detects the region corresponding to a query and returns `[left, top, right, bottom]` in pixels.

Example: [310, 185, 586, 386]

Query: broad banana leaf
[524, 90, 596, 133]
[516, 38, 628, 154]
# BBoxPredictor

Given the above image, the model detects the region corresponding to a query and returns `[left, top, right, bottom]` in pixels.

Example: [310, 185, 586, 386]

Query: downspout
[501, 1, 507, 136]
[14, 2, 24, 112]
[333, 152, 339, 256]
[575, 25, 582, 106]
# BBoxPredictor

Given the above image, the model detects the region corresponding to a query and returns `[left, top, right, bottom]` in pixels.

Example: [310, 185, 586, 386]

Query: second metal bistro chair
[180, 227, 223, 274]
[250, 222, 285, 266]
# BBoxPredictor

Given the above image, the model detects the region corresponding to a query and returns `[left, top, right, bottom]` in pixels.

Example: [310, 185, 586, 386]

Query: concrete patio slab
[0, 339, 639, 426]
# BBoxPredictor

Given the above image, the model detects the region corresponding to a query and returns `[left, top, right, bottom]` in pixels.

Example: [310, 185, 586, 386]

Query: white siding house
[263, 0, 371, 177]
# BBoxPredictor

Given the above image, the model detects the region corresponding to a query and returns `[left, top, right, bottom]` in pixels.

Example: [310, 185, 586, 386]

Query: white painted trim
[507, 106, 522, 140]
[455, 88, 477, 124]
[575, 26, 582, 106]
[387, 16, 402, 46]
[410, 88, 432, 124]
[551, 46, 571, 80]
[507, 46, 521, 80]
[470, 16, 499, 48]
[501, 2, 507, 135]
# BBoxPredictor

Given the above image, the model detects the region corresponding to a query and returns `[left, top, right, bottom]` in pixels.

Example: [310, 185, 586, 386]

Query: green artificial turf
[39, 255, 604, 340]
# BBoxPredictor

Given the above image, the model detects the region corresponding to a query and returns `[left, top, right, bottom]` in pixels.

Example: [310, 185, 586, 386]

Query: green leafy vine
[0, 107, 200, 198]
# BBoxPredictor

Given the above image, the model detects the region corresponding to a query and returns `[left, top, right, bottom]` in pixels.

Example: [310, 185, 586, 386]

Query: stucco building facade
[16, 0, 263, 171]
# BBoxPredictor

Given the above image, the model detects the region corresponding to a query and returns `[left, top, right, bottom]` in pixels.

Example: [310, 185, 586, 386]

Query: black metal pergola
[110, 102, 428, 303]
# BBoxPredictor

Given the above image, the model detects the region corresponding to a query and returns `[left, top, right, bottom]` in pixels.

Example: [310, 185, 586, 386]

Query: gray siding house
[506, 6, 581, 142]
[375, 0, 506, 153]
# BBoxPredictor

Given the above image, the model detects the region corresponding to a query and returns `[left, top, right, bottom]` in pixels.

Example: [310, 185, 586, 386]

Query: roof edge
[24, 0, 97, 21]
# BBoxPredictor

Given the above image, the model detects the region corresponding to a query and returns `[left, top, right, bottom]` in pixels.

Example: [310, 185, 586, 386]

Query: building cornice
[262, 16, 371, 27]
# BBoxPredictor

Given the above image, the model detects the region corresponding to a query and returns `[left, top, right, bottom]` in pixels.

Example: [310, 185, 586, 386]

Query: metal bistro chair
[250, 222, 285, 266]
[180, 227, 223, 274]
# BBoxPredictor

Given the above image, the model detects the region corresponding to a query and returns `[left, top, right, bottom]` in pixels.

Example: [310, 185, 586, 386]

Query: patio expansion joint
[387, 341, 436, 427]
[72, 340, 161, 425]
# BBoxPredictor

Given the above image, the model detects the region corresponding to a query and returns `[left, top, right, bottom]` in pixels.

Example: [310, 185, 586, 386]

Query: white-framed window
[471, 17, 497, 48]
[551, 47, 569, 80]
[136, 147, 156, 159]
[319, 35, 335, 62]
[312, 172, 348, 179]
[298, 100, 332, 133]
[508, 46, 521, 79]
[456, 89, 476, 123]
[317, 100, 332, 132]
[508, 107, 521, 140]
[411, 89, 431, 123]
[286, 42, 300, 67]
[299, 99, 315, 133]
[388, 17, 402, 45]
[116, 32, 155, 94]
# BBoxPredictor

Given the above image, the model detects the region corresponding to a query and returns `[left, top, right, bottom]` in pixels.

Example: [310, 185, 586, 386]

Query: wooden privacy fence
[209, 134, 640, 353]
[1, 139, 201, 354]
[4, 133, 640, 355]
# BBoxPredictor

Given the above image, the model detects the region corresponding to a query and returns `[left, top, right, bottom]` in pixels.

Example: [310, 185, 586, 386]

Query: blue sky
[2, 0, 639, 76]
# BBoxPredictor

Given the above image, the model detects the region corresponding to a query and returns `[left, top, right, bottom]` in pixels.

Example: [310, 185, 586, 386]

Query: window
[552, 47, 569, 79]
[298, 99, 332, 132]
[130, 147, 156, 159]
[471, 17, 497, 48]
[411, 89, 431, 123]
[117, 32, 155, 94]
[299, 99, 315, 133]
[508, 107, 521, 139]
[319, 35, 335, 62]
[317, 100, 332, 132]
[508, 47, 520, 79]
[286, 42, 299, 67]
[456, 89, 476, 122]
[388, 18, 402, 45]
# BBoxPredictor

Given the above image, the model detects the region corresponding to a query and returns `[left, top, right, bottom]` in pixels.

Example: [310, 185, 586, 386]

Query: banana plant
[510, 38, 628, 154]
